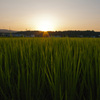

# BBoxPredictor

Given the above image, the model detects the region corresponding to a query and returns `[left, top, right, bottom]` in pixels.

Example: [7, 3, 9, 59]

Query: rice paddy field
[0, 38, 100, 100]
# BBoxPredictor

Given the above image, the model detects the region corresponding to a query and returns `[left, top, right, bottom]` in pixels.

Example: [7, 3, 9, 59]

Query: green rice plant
[0, 38, 100, 100]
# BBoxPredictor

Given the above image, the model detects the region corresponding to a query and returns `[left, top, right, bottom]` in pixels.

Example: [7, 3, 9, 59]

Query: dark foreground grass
[0, 38, 100, 100]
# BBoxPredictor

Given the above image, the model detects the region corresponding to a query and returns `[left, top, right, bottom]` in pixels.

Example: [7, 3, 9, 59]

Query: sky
[0, 0, 100, 31]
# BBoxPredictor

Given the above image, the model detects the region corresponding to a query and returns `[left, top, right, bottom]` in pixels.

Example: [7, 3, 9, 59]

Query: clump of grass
[0, 38, 100, 100]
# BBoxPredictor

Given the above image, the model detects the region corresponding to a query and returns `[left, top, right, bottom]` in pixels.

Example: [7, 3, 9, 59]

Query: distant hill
[0, 29, 17, 33]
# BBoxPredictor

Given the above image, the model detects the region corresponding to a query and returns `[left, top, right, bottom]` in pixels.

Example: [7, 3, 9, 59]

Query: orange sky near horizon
[0, 0, 100, 31]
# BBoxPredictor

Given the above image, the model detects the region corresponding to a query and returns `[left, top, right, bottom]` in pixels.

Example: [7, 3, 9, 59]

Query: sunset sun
[36, 18, 54, 31]
[39, 21, 50, 31]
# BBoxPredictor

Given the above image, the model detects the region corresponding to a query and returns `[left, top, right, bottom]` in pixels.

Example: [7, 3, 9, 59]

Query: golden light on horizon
[35, 17, 55, 31]
[38, 20, 54, 31]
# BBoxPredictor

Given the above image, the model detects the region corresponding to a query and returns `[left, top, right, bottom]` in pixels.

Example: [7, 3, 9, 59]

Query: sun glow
[36, 18, 55, 31]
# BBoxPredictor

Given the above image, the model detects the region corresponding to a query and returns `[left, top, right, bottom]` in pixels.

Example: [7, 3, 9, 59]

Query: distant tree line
[0, 30, 100, 37]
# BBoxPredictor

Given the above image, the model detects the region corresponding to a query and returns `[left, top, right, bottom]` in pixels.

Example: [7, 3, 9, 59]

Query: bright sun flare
[37, 18, 54, 31]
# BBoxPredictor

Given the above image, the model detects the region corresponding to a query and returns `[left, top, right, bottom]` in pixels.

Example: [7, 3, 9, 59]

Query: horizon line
[0, 29, 100, 32]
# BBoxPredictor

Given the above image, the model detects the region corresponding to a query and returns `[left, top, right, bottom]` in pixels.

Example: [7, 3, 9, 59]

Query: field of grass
[0, 38, 100, 100]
